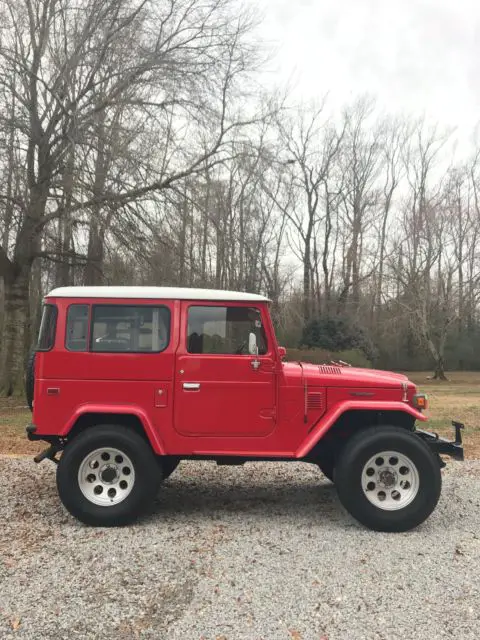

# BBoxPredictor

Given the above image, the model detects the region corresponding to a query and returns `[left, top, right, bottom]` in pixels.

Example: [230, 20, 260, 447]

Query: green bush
[301, 315, 376, 361]
[286, 347, 372, 368]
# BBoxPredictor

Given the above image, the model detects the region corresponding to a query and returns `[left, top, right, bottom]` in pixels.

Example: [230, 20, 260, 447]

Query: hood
[283, 361, 413, 389]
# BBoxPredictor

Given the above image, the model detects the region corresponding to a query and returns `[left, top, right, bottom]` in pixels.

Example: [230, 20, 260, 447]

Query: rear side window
[187, 306, 267, 355]
[37, 304, 57, 351]
[66, 305, 89, 351]
[91, 306, 170, 353]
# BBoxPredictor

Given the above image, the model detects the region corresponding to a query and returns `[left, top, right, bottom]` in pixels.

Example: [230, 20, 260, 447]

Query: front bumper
[415, 421, 464, 462]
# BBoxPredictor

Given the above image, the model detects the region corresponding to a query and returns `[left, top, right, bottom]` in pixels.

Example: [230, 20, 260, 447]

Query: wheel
[57, 425, 162, 526]
[161, 457, 180, 480]
[25, 351, 36, 411]
[335, 426, 441, 532]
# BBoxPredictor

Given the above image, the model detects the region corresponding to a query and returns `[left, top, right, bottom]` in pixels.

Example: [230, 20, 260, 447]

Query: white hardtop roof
[46, 286, 270, 303]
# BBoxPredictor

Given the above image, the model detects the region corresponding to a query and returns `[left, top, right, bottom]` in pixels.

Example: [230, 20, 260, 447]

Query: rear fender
[62, 404, 165, 454]
[296, 401, 426, 458]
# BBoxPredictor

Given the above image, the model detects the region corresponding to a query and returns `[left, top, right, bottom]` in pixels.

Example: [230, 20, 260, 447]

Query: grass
[0, 371, 478, 458]
[0, 398, 42, 456]
[407, 371, 480, 458]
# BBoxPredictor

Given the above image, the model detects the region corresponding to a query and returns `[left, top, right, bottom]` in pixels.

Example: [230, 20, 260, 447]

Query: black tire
[335, 426, 441, 532]
[57, 425, 162, 526]
[161, 457, 180, 480]
[25, 351, 36, 411]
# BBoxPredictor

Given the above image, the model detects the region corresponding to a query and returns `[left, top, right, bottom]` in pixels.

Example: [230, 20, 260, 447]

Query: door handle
[183, 382, 200, 390]
[250, 358, 275, 372]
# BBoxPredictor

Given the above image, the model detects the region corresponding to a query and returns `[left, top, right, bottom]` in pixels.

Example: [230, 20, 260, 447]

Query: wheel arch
[62, 406, 164, 454]
[299, 404, 420, 460]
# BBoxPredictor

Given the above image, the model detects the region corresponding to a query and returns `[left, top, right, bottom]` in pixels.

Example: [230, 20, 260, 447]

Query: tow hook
[34, 444, 61, 465]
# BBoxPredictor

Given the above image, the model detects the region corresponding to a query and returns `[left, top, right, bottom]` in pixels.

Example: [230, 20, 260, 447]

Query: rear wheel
[335, 425, 441, 532]
[57, 425, 162, 526]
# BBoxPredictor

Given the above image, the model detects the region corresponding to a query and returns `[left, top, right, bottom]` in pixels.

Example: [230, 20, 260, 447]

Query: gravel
[0, 456, 479, 639]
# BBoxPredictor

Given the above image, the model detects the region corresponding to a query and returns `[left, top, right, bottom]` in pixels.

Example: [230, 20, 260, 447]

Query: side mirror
[248, 332, 259, 355]
[278, 346, 287, 360]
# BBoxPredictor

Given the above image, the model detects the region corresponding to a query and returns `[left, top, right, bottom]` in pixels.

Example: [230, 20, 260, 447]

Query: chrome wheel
[78, 447, 135, 507]
[361, 450, 419, 511]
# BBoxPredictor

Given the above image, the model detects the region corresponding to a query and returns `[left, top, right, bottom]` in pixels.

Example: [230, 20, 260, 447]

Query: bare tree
[337, 98, 382, 311]
[275, 103, 345, 323]
[389, 124, 455, 379]
[0, 0, 262, 393]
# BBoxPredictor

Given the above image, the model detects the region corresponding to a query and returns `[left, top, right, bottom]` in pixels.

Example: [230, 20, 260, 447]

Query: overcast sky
[259, 0, 480, 144]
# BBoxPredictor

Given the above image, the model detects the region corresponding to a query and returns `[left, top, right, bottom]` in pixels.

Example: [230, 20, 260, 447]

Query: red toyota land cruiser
[26, 286, 464, 531]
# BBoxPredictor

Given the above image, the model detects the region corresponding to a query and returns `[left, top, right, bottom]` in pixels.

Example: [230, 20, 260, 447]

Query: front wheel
[335, 426, 441, 532]
[57, 425, 162, 526]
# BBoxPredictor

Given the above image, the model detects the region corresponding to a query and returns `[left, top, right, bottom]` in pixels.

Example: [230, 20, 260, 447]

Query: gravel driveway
[0, 456, 479, 639]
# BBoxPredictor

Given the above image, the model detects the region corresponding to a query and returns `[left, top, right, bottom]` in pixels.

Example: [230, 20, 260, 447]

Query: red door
[174, 302, 276, 437]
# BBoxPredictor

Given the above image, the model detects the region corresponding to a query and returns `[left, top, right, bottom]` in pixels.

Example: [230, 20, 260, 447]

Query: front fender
[295, 401, 426, 458]
[62, 404, 165, 454]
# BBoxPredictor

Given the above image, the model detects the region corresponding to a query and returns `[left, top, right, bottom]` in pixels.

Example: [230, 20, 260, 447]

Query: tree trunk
[303, 229, 312, 324]
[178, 189, 188, 285]
[376, 193, 392, 317]
[0, 267, 31, 395]
[0, 175, 49, 393]
[84, 110, 109, 286]
[55, 145, 75, 286]
[322, 192, 332, 312]
[432, 357, 448, 381]
[425, 330, 449, 381]
[85, 222, 104, 286]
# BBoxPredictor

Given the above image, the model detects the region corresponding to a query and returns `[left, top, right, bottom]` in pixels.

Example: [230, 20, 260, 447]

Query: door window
[187, 306, 267, 355]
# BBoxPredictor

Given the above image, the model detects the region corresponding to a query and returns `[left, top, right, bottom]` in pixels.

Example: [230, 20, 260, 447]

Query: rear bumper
[26, 424, 60, 446]
[26, 424, 39, 441]
[415, 421, 464, 461]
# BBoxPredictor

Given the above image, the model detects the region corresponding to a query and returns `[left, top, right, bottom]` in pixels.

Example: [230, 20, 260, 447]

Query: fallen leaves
[10, 617, 21, 631]
[2, 556, 16, 569]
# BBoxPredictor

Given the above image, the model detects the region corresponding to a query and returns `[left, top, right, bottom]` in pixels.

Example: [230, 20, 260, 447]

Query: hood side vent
[318, 365, 342, 375]
[307, 391, 323, 411]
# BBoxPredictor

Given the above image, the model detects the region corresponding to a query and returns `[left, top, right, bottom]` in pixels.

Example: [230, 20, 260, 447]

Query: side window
[187, 306, 267, 355]
[66, 305, 89, 352]
[37, 304, 57, 351]
[91, 306, 170, 353]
